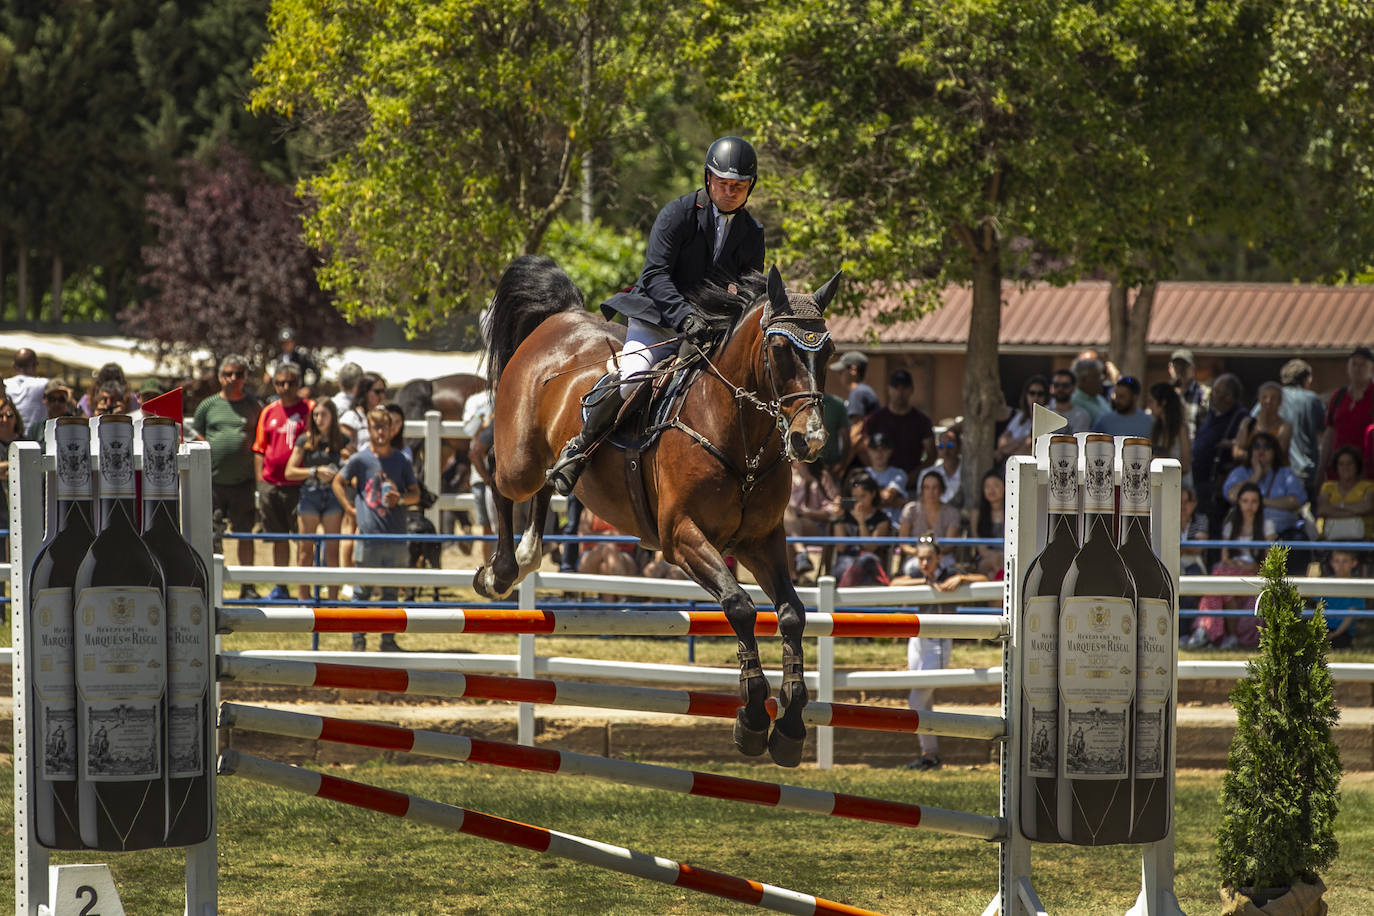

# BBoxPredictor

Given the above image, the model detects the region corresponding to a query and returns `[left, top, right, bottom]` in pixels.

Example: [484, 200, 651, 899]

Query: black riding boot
[547, 381, 625, 497]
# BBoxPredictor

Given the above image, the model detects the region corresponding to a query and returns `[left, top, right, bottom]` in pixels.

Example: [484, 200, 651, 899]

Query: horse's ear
[767, 264, 788, 312]
[813, 271, 844, 313]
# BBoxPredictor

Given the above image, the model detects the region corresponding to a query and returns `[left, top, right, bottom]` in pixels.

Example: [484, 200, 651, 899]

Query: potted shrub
[1216, 547, 1342, 915]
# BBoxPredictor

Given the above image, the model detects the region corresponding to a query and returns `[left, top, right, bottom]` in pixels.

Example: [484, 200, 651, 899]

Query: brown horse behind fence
[476, 255, 839, 766]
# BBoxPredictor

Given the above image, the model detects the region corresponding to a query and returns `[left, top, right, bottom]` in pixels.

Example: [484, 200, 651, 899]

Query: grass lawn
[4, 764, 1373, 915]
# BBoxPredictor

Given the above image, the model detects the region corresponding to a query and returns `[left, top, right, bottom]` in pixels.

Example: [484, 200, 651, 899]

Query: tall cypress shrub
[1216, 546, 1342, 891]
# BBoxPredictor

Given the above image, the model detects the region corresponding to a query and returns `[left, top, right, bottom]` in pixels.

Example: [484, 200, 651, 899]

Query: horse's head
[760, 265, 840, 463]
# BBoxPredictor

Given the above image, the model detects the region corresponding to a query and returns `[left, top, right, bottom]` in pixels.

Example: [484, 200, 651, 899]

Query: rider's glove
[677, 312, 712, 360]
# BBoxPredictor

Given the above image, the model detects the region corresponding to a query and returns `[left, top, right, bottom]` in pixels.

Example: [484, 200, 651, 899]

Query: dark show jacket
[602, 188, 765, 331]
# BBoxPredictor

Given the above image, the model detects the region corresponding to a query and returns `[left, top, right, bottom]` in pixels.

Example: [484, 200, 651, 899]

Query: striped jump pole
[219, 655, 1005, 741]
[220, 703, 1003, 840]
[218, 605, 1009, 640]
[219, 750, 889, 916]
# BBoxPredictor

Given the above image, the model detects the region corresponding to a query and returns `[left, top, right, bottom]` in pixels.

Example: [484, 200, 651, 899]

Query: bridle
[681, 299, 832, 493]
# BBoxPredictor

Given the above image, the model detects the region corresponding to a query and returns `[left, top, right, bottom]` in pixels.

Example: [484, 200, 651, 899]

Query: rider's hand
[677, 312, 712, 360]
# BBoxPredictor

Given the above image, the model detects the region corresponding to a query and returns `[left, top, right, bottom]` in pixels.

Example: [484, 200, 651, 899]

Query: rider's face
[707, 173, 752, 212]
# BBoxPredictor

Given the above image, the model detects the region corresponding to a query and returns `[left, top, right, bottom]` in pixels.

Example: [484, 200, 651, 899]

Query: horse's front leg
[665, 521, 770, 757]
[737, 527, 809, 768]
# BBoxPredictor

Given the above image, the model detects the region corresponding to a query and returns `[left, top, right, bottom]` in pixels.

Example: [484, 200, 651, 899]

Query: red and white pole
[219, 749, 889, 916]
[218, 655, 1005, 741]
[220, 703, 1002, 840]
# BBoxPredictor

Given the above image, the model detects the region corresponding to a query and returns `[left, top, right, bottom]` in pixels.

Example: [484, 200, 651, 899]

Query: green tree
[250, 0, 687, 332]
[704, 0, 1278, 506]
[1217, 546, 1341, 894]
[0, 0, 289, 322]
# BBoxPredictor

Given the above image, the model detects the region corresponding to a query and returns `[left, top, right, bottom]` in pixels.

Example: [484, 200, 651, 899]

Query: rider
[547, 136, 766, 496]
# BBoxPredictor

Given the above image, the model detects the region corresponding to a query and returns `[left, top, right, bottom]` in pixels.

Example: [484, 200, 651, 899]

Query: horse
[396, 372, 488, 532]
[476, 255, 839, 767]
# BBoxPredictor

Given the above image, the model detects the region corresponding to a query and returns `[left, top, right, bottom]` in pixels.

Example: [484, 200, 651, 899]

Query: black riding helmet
[704, 136, 758, 211]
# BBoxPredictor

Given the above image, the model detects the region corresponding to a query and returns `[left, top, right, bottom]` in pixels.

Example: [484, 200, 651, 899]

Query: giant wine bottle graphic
[74, 414, 169, 850]
[1018, 435, 1078, 842]
[1119, 437, 1175, 843]
[27, 416, 95, 848]
[142, 417, 213, 846]
[1056, 434, 1136, 846]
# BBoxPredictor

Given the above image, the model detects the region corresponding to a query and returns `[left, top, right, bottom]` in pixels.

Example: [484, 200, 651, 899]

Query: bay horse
[476, 255, 839, 766]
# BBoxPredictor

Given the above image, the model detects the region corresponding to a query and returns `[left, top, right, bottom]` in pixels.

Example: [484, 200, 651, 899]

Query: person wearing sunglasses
[1047, 368, 1092, 435]
[1092, 375, 1153, 438]
[192, 354, 264, 597]
[24, 378, 75, 440]
[996, 374, 1049, 460]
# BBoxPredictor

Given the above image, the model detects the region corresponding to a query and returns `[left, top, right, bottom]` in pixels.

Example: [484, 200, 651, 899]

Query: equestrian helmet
[705, 137, 758, 183]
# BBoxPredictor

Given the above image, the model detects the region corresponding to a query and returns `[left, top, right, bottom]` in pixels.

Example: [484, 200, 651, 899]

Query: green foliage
[543, 218, 645, 309]
[250, 0, 687, 331]
[1217, 546, 1343, 889]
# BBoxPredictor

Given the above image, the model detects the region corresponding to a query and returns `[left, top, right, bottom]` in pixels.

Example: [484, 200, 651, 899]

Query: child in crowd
[1317, 549, 1364, 649]
[892, 538, 986, 770]
[333, 406, 420, 652]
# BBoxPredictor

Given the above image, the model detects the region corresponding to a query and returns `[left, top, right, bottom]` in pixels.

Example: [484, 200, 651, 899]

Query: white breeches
[907, 635, 952, 755]
[618, 318, 676, 398]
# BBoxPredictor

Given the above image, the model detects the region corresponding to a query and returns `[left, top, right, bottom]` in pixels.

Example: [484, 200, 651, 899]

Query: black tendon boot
[547, 379, 625, 497]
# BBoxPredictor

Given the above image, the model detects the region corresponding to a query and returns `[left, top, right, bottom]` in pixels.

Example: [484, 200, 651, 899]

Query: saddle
[580, 358, 700, 550]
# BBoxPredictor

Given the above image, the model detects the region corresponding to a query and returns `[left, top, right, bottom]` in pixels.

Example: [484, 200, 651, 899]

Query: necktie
[714, 214, 732, 261]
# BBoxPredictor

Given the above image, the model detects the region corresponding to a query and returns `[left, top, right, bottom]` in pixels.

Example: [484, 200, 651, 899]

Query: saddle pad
[577, 368, 690, 452]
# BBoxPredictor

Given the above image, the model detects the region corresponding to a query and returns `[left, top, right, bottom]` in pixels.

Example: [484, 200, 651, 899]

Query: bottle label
[32, 588, 77, 780]
[1047, 443, 1078, 512]
[96, 428, 136, 498]
[1022, 595, 1059, 777]
[1059, 595, 1134, 778]
[1082, 446, 1115, 513]
[1120, 445, 1152, 517]
[54, 428, 92, 498]
[75, 586, 165, 781]
[167, 586, 209, 778]
[1135, 596, 1173, 779]
[142, 425, 180, 498]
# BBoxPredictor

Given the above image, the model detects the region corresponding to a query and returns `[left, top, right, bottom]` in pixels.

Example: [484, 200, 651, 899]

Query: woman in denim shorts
[285, 399, 352, 600]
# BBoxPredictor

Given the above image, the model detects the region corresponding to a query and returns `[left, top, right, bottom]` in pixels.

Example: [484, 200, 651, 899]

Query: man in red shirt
[254, 362, 314, 594]
[1319, 346, 1374, 480]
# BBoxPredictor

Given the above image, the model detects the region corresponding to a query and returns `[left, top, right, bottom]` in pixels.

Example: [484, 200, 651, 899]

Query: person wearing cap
[862, 367, 935, 477]
[24, 378, 75, 441]
[1092, 375, 1153, 438]
[1168, 348, 1209, 439]
[547, 136, 766, 496]
[862, 430, 909, 525]
[830, 351, 880, 420]
[271, 326, 319, 398]
[1318, 346, 1374, 483]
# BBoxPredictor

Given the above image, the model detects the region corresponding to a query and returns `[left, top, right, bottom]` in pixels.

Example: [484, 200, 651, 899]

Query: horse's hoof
[734, 710, 769, 757]
[767, 723, 807, 768]
[473, 566, 495, 599]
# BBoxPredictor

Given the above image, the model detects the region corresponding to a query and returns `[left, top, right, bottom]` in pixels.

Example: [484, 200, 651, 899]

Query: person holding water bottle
[333, 406, 419, 651]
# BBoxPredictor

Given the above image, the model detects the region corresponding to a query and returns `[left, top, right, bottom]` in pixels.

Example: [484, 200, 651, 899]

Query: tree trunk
[16, 241, 28, 321]
[961, 236, 1004, 512]
[1106, 277, 1156, 380]
[50, 253, 63, 321]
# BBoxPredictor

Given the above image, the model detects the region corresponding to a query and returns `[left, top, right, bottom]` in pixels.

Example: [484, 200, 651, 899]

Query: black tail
[483, 255, 585, 388]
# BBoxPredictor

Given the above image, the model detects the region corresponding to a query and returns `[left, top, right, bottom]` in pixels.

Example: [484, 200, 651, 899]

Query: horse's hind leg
[513, 488, 554, 580]
[737, 529, 809, 768]
[473, 484, 520, 600]
[666, 521, 771, 757]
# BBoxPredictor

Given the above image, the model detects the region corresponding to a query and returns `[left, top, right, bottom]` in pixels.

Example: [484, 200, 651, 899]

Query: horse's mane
[686, 270, 768, 334]
[483, 255, 586, 388]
